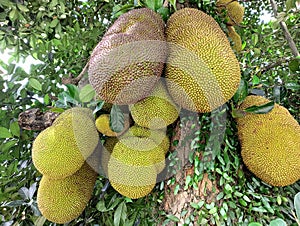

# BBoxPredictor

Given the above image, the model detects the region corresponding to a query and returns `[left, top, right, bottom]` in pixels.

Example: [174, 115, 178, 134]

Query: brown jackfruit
[88, 8, 167, 105]
[129, 79, 180, 129]
[165, 8, 241, 112]
[237, 95, 300, 186]
[32, 108, 99, 179]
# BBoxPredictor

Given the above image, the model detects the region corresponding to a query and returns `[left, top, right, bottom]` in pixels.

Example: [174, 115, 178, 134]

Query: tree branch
[270, 0, 300, 57]
[62, 60, 89, 85]
[260, 57, 290, 74]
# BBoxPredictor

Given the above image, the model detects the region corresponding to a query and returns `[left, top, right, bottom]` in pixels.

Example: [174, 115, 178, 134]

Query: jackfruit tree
[0, 0, 299, 225]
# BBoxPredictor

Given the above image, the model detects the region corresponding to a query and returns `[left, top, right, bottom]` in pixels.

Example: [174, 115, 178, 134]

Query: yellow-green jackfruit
[165, 8, 241, 113]
[100, 137, 119, 177]
[32, 108, 99, 179]
[217, 0, 244, 25]
[122, 125, 170, 154]
[88, 8, 167, 105]
[237, 95, 300, 186]
[129, 79, 180, 129]
[108, 136, 165, 198]
[37, 162, 98, 224]
[95, 113, 130, 137]
[227, 25, 242, 52]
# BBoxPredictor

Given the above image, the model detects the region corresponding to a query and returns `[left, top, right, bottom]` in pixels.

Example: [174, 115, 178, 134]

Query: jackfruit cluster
[237, 95, 300, 186]
[95, 113, 130, 137]
[108, 136, 165, 199]
[88, 8, 167, 105]
[129, 80, 180, 129]
[227, 25, 242, 52]
[216, 0, 244, 26]
[32, 108, 99, 179]
[165, 8, 241, 112]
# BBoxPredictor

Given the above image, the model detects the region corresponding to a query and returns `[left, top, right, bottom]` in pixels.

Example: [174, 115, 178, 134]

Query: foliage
[0, 0, 299, 225]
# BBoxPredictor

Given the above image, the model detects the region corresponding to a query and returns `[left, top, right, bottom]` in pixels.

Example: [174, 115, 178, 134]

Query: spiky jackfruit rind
[32, 108, 99, 179]
[165, 8, 241, 113]
[37, 162, 98, 224]
[88, 8, 167, 105]
[129, 80, 180, 129]
[237, 95, 300, 187]
[227, 25, 242, 52]
[100, 137, 119, 177]
[122, 125, 170, 154]
[95, 114, 130, 137]
[217, 0, 244, 25]
[108, 136, 164, 198]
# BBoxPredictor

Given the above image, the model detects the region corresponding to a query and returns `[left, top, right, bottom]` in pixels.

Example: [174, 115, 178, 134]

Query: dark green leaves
[288, 58, 300, 72]
[244, 100, 275, 114]
[110, 105, 124, 133]
[233, 79, 248, 104]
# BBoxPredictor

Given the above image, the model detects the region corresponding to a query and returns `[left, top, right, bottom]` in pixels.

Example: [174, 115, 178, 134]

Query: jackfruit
[129, 79, 180, 129]
[237, 95, 300, 186]
[108, 136, 165, 198]
[227, 25, 242, 52]
[88, 8, 167, 105]
[37, 161, 98, 224]
[95, 113, 130, 137]
[122, 125, 170, 154]
[216, 0, 244, 25]
[32, 108, 99, 179]
[165, 8, 241, 113]
[100, 137, 119, 177]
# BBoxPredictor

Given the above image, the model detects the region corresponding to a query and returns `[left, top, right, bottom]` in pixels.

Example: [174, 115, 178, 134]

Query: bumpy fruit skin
[88, 8, 167, 105]
[32, 108, 99, 179]
[217, 0, 244, 25]
[165, 8, 241, 113]
[227, 26, 242, 52]
[101, 137, 119, 177]
[129, 80, 180, 129]
[108, 137, 165, 198]
[122, 125, 170, 154]
[237, 95, 300, 187]
[95, 114, 130, 137]
[37, 162, 98, 224]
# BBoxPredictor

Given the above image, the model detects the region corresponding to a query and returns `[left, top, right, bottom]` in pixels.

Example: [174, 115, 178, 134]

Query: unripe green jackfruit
[32, 108, 99, 179]
[37, 161, 98, 224]
[129, 80, 180, 129]
[165, 8, 241, 113]
[237, 95, 300, 186]
[217, 0, 244, 25]
[88, 8, 167, 105]
[108, 136, 165, 198]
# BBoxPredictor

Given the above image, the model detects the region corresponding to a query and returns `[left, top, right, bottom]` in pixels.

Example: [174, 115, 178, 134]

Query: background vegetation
[0, 0, 299, 225]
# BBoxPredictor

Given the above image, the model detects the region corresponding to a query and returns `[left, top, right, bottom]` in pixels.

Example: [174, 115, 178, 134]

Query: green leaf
[66, 84, 80, 101]
[29, 78, 42, 91]
[34, 216, 47, 226]
[9, 9, 18, 21]
[17, 4, 29, 12]
[269, 218, 287, 226]
[233, 79, 248, 104]
[114, 202, 127, 226]
[252, 75, 260, 86]
[244, 100, 274, 114]
[248, 223, 263, 226]
[169, 0, 177, 9]
[110, 105, 124, 133]
[96, 200, 107, 212]
[252, 33, 258, 46]
[0, 127, 12, 139]
[166, 214, 180, 222]
[79, 84, 95, 103]
[10, 121, 20, 137]
[294, 192, 300, 221]
[288, 58, 300, 72]
[50, 18, 59, 28]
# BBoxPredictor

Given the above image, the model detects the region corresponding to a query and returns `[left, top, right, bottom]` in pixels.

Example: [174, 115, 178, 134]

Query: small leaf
[9, 9, 18, 21]
[166, 214, 180, 222]
[19, 187, 30, 200]
[66, 84, 80, 101]
[288, 58, 300, 72]
[248, 223, 263, 226]
[233, 79, 248, 104]
[49, 18, 59, 28]
[114, 202, 127, 226]
[294, 192, 300, 221]
[10, 121, 20, 137]
[110, 105, 124, 133]
[29, 182, 37, 199]
[269, 218, 287, 226]
[79, 84, 96, 103]
[34, 216, 46, 226]
[252, 33, 258, 46]
[244, 100, 274, 114]
[0, 127, 12, 139]
[252, 75, 260, 86]
[29, 78, 42, 91]
[96, 200, 107, 212]
[17, 4, 30, 12]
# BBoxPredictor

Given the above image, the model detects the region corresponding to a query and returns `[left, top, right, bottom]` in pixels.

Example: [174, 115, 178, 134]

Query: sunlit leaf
[114, 202, 127, 226]
[79, 84, 96, 103]
[294, 192, 300, 221]
[0, 127, 12, 139]
[29, 78, 42, 91]
[269, 218, 287, 226]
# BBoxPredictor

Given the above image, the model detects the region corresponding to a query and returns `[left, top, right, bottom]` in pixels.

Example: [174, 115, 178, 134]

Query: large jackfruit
[129, 79, 180, 129]
[37, 161, 98, 224]
[108, 136, 165, 198]
[227, 25, 242, 52]
[216, 0, 244, 26]
[32, 108, 99, 179]
[95, 113, 130, 137]
[237, 95, 300, 186]
[100, 137, 119, 177]
[165, 8, 241, 113]
[88, 8, 167, 105]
